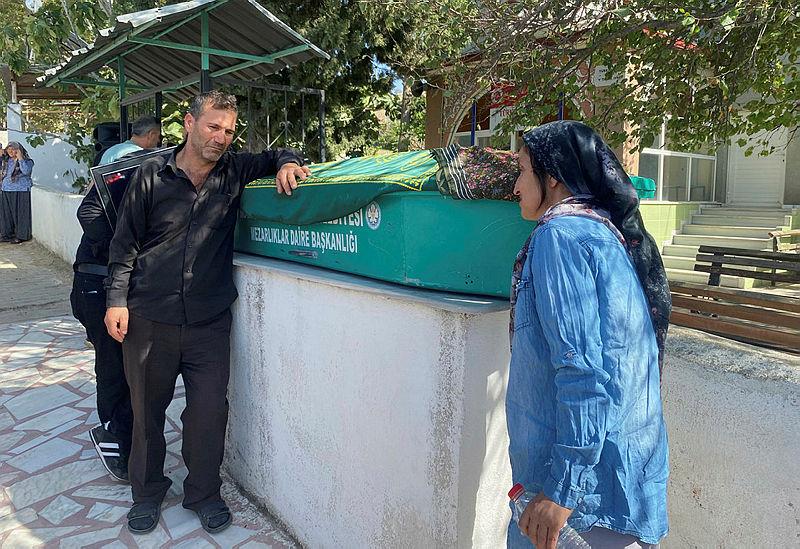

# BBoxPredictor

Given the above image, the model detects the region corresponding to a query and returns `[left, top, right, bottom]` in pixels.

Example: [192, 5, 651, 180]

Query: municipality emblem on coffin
[366, 202, 381, 230]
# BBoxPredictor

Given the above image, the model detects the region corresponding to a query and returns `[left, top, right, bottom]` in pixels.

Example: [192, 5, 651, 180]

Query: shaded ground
[0, 240, 73, 324]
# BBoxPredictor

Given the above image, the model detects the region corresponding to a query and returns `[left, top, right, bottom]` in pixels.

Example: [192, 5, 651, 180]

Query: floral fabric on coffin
[431, 144, 520, 201]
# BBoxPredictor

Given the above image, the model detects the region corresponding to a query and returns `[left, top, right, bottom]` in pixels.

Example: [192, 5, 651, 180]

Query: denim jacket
[2, 159, 34, 191]
[506, 215, 668, 546]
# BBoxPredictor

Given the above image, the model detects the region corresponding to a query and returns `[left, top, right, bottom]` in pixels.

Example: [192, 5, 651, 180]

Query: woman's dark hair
[523, 146, 551, 195]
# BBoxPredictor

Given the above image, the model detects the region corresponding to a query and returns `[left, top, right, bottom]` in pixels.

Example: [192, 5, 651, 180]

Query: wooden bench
[693, 245, 800, 287]
[668, 245, 800, 352]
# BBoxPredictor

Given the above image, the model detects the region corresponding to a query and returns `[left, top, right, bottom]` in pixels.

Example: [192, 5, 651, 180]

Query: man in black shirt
[104, 90, 309, 535]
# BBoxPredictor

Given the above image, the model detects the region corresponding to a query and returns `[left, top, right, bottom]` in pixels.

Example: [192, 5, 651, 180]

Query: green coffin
[232, 149, 651, 298]
[234, 191, 535, 298]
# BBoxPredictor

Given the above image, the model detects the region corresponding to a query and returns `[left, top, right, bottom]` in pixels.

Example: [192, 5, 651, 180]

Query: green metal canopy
[39, 0, 329, 104]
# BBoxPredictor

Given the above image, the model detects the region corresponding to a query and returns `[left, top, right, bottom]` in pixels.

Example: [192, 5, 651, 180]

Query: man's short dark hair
[131, 116, 161, 136]
[188, 90, 238, 120]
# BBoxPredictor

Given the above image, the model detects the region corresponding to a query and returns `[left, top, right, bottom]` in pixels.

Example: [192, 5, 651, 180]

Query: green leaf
[720, 14, 736, 31]
[613, 7, 633, 20]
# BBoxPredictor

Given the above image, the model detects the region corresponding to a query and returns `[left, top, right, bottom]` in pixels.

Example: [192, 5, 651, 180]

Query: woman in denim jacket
[0, 141, 34, 243]
[507, 122, 671, 549]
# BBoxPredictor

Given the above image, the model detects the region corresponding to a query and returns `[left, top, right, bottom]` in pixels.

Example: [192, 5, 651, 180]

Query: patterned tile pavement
[0, 316, 298, 548]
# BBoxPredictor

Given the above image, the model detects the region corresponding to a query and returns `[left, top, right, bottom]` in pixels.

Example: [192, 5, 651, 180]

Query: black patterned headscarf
[523, 121, 671, 372]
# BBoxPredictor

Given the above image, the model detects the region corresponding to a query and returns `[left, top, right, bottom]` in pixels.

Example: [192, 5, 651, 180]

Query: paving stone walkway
[0, 242, 298, 548]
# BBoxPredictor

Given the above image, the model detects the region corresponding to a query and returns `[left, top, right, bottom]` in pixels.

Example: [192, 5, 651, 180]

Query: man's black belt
[75, 263, 109, 277]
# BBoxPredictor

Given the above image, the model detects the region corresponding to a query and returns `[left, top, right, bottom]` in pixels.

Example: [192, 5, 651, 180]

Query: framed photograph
[89, 146, 176, 229]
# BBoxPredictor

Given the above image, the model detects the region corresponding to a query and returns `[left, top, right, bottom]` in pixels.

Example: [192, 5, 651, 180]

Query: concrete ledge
[667, 326, 800, 383]
[233, 253, 510, 314]
[662, 327, 799, 548]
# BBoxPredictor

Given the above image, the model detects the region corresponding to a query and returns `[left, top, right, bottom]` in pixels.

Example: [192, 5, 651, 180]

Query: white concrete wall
[227, 256, 513, 548]
[30, 186, 83, 264]
[662, 327, 800, 548]
[227, 257, 800, 548]
[3, 129, 90, 193]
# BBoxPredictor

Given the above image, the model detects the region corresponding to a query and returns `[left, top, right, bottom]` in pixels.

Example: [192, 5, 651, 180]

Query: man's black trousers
[123, 309, 232, 511]
[70, 272, 132, 453]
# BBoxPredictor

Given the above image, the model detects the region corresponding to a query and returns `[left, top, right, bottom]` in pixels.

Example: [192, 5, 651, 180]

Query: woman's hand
[518, 492, 573, 549]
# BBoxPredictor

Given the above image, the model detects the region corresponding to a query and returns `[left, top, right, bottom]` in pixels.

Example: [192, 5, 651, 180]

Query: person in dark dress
[0, 142, 34, 243]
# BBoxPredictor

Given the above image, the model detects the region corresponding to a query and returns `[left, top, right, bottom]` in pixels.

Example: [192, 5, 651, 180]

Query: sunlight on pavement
[0, 316, 297, 548]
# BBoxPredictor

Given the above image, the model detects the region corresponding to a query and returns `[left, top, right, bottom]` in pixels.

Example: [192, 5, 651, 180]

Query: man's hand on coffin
[275, 162, 311, 196]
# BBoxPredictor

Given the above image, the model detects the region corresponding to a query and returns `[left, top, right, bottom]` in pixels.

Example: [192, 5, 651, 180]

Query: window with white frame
[452, 107, 522, 150]
[638, 124, 716, 202]
[452, 129, 493, 148]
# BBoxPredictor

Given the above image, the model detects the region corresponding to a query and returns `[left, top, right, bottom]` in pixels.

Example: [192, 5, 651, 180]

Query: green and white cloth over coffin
[234, 149, 536, 298]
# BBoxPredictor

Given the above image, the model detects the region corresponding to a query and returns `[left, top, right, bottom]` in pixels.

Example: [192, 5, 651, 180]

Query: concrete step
[662, 255, 696, 271]
[666, 268, 748, 288]
[671, 234, 771, 250]
[700, 204, 789, 211]
[662, 244, 700, 258]
[682, 224, 779, 239]
[699, 206, 791, 218]
[691, 213, 791, 227]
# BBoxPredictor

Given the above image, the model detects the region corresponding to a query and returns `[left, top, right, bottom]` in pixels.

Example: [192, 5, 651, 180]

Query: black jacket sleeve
[74, 186, 114, 265]
[232, 148, 304, 195]
[77, 185, 113, 243]
[105, 166, 150, 308]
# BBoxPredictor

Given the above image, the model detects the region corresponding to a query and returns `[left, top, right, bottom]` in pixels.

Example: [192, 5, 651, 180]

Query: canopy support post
[318, 90, 326, 162]
[200, 11, 212, 92]
[118, 56, 129, 141]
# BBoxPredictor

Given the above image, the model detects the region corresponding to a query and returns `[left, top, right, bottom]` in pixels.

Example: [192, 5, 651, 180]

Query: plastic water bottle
[508, 483, 591, 548]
